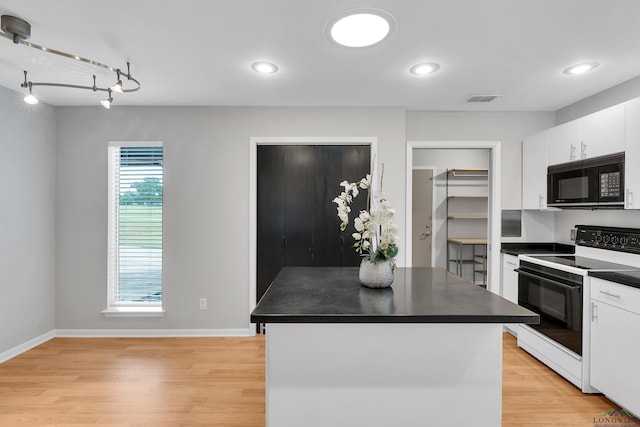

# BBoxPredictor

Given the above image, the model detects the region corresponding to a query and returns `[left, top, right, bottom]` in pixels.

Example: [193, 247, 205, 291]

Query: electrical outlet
[199, 298, 207, 310]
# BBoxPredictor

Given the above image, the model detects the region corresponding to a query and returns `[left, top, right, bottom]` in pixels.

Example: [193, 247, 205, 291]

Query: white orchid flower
[359, 174, 372, 189]
[333, 166, 398, 261]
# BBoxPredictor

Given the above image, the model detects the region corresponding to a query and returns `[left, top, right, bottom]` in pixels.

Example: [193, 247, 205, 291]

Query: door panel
[284, 146, 314, 266]
[257, 146, 286, 302]
[412, 169, 433, 267]
[312, 146, 343, 266]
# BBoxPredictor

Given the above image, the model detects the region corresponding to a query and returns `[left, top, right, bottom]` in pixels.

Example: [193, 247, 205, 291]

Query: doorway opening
[405, 141, 501, 294]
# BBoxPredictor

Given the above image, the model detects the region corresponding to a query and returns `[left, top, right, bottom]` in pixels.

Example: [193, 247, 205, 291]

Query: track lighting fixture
[1, 14, 140, 107]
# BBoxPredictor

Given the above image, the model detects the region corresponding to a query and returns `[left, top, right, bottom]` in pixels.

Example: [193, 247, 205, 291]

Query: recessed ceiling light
[327, 9, 396, 48]
[251, 62, 279, 74]
[563, 62, 599, 75]
[409, 63, 440, 76]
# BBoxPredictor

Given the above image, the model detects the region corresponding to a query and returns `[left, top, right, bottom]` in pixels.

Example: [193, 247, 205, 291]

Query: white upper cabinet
[580, 103, 625, 159]
[547, 104, 625, 166]
[522, 130, 550, 209]
[548, 120, 580, 165]
[625, 98, 640, 209]
[525, 97, 636, 210]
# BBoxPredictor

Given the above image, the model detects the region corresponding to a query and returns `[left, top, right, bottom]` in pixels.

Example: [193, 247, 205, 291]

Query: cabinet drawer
[591, 277, 640, 315]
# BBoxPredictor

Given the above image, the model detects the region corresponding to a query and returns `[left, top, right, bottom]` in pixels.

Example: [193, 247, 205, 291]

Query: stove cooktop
[526, 255, 637, 271]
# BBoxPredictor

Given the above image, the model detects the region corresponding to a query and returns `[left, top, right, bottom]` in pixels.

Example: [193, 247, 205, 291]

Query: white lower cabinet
[590, 278, 640, 416]
[501, 254, 519, 334]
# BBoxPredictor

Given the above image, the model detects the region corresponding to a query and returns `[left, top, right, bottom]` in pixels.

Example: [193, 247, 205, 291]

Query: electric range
[516, 225, 640, 393]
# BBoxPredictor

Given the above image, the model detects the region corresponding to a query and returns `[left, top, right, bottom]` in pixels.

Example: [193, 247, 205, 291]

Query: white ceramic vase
[359, 259, 394, 288]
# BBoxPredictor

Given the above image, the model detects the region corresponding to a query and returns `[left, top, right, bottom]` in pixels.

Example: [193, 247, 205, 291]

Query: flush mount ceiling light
[0, 14, 140, 108]
[251, 61, 279, 74]
[563, 62, 600, 75]
[327, 9, 396, 48]
[409, 63, 440, 76]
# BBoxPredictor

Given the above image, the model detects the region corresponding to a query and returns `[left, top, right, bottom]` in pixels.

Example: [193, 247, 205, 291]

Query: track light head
[24, 93, 39, 105]
[100, 89, 113, 109]
[23, 82, 38, 105]
[110, 69, 123, 93]
[110, 80, 124, 94]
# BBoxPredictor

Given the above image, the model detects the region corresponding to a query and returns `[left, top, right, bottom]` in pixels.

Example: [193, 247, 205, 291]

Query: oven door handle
[514, 268, 582, 290]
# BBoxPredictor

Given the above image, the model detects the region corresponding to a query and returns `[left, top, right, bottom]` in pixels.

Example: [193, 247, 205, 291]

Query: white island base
[266, 323, 503, 427]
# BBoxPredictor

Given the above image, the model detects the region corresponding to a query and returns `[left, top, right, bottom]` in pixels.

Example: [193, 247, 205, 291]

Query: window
[106, 142, 163, 315]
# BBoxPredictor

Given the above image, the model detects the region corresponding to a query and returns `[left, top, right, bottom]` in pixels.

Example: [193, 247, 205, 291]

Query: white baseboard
[54, 328, 252, 338]
[0, 330, 55, 364]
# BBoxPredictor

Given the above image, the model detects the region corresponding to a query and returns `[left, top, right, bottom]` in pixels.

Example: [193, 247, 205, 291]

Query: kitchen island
[251, 267, 538, 427]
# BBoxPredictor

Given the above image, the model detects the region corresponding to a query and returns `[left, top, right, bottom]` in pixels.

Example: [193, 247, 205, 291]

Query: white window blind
[107, 142, 163, 309]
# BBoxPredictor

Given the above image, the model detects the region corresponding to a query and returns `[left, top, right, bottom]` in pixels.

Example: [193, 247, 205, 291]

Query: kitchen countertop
[589, 270, 640, 290]
[250, 266, 539, 324]
[501, 242, 575, 256]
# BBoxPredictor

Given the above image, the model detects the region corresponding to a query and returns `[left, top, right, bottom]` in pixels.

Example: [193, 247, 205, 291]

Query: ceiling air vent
[465, 94, 502, 103]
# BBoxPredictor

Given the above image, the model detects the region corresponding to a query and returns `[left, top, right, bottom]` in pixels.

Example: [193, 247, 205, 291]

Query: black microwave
[547, 152, 625, 208]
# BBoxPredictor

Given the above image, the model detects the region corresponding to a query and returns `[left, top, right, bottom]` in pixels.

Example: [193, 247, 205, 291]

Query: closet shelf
[448, 168, 488, 177]
[447, 216, 488, 220]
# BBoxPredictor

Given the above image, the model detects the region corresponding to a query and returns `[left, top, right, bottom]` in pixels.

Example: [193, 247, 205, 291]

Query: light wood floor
[0, 333, 629, 426]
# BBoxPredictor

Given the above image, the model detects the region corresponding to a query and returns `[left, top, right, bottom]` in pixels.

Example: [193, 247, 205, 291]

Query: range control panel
[576, 225, 640, 254]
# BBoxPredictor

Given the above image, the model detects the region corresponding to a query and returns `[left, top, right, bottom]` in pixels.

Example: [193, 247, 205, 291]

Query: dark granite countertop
[251, 267, 539, 324]
[589, 270, 640, 290]
[501, 242, 575, 256]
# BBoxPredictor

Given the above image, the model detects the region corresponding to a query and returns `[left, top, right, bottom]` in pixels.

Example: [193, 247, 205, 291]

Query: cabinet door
[590, 299, 640, 415]
[501, 254, 519, 334]
[625, 98, 640, 209]
[501, 254, 518, 303]
[580, 103, 625, 159]
[548, 120, 580, 165]
[522, 130, 549, 209]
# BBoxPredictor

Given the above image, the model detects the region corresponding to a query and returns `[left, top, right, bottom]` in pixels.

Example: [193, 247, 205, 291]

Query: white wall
[0, 100, 580, 337]
[0, 86, 56, 356]
[55, 106, 406, 332]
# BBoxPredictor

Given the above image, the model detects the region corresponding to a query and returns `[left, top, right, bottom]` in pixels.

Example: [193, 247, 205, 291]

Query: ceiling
[1, 0, 640, 110]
